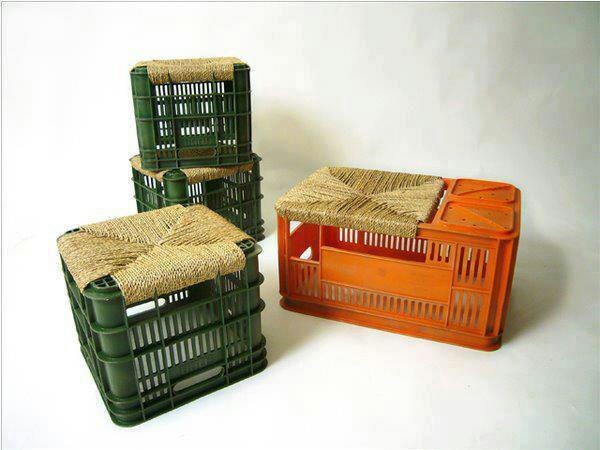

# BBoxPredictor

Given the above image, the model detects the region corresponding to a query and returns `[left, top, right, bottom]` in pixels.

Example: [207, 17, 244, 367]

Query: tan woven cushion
[129, 155, 254, 184]
[57, 205, 251, 305]
[275, 167, 444, 237]
[133, 57, 246, 84]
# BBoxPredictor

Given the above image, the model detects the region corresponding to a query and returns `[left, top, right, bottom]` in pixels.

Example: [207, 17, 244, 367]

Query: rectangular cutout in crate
[131, 154, 264, 241]
[131, 58, 252, 170]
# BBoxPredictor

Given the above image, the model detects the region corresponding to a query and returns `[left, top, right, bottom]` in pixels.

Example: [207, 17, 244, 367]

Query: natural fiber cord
[130, 156, 254, 184]
[57, 205, 251, 305]
[275, 167, 445, 237]
[134, 57, 246, 84]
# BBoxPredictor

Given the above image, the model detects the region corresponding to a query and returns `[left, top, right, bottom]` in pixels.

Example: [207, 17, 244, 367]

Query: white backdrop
[2, 3, 598, 449]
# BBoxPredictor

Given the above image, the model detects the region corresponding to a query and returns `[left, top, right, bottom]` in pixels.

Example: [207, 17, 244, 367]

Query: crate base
[141, 153, 255, 171]
[280, 297, 501, 351]
[80, 338, 268, 427]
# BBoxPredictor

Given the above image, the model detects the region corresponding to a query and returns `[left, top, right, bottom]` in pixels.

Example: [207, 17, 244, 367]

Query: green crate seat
[57, 205, 267, 426]
[131, 57, 252, 170]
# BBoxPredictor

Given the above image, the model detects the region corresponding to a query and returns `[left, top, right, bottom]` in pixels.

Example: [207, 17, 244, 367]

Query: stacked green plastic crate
[58, 58, 267, 427]
[130, 58, 264, 241]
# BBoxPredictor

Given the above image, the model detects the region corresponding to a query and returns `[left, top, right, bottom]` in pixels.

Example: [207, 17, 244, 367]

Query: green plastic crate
[131, 154, 264, 241]
[61, 238, 267, 427]
[131, 63, 252, 171]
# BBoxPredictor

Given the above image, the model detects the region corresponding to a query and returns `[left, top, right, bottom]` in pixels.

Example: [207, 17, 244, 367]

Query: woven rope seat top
[57, 205, 251, 306]
[133, 57, 247, 84]
[130, 155, 254, 184]
[275, 167, 445, 238]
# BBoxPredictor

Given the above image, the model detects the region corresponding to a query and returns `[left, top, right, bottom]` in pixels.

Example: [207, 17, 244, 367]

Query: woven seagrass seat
[57, 204, 251, 305]
[129, 156, 254, 184]
[133, 57, 246, 84]
[275, 167, 445, 237]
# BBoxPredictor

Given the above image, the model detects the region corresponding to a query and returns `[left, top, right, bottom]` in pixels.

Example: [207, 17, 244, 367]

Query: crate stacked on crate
[58, 205, 267, 426]
[130, 57, 264, 241]
[275, 167, 521, 351]
[130, 154, 264, 241]
[56, 57, 267, 427]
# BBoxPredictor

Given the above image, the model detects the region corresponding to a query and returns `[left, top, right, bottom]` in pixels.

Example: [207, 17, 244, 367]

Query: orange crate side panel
[284, 258, 451, 330]
[321, 281, 449, 327]
[281, 296, 502, 350]
[321, 247, 453, 303]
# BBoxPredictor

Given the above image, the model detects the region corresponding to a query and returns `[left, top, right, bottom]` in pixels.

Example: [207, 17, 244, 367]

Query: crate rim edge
[420, 178, 521, 241]
[277, 178, 520, 241]
[129, 153, 263, 180]
[130, 62, 250, 77]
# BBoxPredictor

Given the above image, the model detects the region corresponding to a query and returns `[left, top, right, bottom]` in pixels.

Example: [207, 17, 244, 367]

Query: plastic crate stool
[275, 167, 521, 350]
[130, 154, 264, 241]
[131, 57, 252, 170]
[57, 205, 267, 426]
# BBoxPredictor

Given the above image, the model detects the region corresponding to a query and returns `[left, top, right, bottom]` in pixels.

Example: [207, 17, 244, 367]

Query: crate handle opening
[289, 220, 302, 233]
[126, 297, 166, 317]
[299, 247, 312, 260]
[173, 367, 224, 393]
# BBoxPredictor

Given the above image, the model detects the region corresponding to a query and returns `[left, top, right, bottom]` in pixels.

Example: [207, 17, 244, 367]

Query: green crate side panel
[131, 163, 264, 241]
[65, 273, 266, 425]
[132, 65, 252, 170]
[72, 301, 266, 426]
[78, 339, 266, 426]
[60, 245, 266, 426]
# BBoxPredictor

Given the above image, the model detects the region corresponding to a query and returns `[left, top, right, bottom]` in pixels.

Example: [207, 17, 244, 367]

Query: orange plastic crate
[277, 178, 521, 350]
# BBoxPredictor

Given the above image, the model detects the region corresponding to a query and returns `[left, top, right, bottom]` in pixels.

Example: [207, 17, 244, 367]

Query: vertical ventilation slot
[331, 227, 431, 262]
[289, 260, 320, 299]
[456, 246, 490, 286]
[426, 240, 453, 266]
[448, 290, 487, 333]
[187, 181, 206, 203]
[152, 79, 238, 151]
[321, 282, 446, 325]
[360, 233, 428, 254]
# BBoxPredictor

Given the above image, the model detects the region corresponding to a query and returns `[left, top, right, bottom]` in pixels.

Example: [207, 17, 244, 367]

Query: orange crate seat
[275, 168, 520, 351]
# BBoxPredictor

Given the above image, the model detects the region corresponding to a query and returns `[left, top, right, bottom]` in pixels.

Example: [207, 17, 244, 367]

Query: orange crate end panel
[288, 259, 320, 300]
